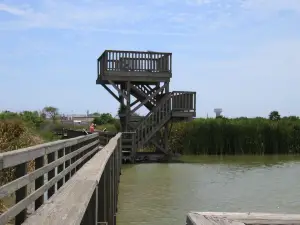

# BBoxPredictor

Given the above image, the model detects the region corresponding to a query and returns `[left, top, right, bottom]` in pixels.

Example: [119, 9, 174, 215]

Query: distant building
[60, 114, 97, 124]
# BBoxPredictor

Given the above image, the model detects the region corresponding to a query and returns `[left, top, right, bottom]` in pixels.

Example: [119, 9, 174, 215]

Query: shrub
[0, 119, 44, 213]
[93, 113, 115, 125]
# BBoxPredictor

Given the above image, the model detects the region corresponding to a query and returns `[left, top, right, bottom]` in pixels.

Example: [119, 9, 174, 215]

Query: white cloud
[186, 0, 213, 6]
[0, 0, 150, 30]
[0, 3, 28, 16]
[241, 0, 300, 12]
[0, 0, 300, 35]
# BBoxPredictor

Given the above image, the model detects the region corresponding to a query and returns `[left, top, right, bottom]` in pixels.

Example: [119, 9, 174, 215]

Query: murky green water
[117, 155, 300, 225]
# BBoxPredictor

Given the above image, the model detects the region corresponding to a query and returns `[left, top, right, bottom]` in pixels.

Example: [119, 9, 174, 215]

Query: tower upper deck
[96, 50, 172, 84]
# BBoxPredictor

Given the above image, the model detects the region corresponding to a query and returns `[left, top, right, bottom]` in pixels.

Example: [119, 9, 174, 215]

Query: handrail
[135, 93, 173, 147]
[171, 91, 196, 112]
[22, 133, 122, 225]
[135, 92, 172, 130]
[133, 91, 196, 148]
[135, 91, 195, 131]
[0, 133, 100, 225]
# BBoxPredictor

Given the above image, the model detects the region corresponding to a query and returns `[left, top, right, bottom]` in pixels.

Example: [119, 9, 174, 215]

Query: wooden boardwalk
[0, 132, 122, 225]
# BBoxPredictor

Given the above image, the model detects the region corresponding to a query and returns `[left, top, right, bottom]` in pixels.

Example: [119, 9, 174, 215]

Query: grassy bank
[169, 117, 300, 155]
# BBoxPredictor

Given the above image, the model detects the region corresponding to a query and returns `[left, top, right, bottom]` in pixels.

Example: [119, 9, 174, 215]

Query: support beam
[163, 121, 170, 155]
[130, 99, 139, 107]
[125, 81, 131, 131]
[150, 139, 167, 154]
[101, 84, 121, 103]
[131, 85, 155, 105]
[130, 83, 167, 114]
[108, 80, 129, 101]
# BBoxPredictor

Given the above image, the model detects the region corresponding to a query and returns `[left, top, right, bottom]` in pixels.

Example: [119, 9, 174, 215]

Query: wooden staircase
[97, 50, 196, 162]
[130, 85, 156, 110]
[133, 91, 197, 154]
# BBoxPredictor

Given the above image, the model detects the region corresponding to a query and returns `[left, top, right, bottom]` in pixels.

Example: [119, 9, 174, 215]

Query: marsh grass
[169, 118, 300, 155]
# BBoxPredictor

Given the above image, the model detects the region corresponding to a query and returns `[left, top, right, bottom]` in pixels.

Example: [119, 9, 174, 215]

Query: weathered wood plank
[22, 133, 122, 225]
[0, 133, 98, 169]
[23, 179, 97, 225]
[187, 213, 245, 225]
[0, 140, 99, 198]
[0, 145, 100, 225]
[187, 212, 300, 225]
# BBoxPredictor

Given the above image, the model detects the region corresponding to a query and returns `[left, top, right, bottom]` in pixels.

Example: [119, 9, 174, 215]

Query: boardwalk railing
[23, 133, 122, 225]
[186, 212, 300, 225]
[98, 131, 117, 146]
[0, 132, 122, 225]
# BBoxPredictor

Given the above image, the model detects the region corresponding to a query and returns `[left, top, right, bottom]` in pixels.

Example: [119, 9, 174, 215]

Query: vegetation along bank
[169, 111, 300, 155]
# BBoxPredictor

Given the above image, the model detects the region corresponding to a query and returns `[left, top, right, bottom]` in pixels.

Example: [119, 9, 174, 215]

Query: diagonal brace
[130, 99, 139, 107]
[150, 139, 168, 154]
[130, 83, 167, 114]
[101, 84, 121, 103]
[108, 80, 129, 101]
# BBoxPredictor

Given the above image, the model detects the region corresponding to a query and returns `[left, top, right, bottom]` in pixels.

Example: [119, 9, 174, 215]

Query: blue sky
[0, 0, 300, 118]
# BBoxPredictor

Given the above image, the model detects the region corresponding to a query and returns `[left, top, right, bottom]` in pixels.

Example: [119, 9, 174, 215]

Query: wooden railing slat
[0, 144, 100, 225]
[0, 140, 99, 199]
[0, 133, 98, 169]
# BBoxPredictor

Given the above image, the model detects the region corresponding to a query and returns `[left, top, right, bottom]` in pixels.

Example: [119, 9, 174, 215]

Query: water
[117, 155, 300, 225]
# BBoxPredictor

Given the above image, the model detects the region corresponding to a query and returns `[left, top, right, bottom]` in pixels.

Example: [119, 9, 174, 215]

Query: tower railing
[97, 50, 172, 78]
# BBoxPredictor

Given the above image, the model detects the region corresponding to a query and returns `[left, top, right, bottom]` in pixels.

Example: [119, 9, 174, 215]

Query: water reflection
[117, 156, 300, 225]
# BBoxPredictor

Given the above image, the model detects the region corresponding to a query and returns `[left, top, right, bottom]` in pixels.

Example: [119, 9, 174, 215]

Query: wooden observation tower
[97, 50, 196, 162]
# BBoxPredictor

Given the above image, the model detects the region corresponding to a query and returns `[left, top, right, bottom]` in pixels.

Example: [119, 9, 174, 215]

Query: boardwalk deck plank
[22, 179, 96, 225]
[187, 212, 300, 225]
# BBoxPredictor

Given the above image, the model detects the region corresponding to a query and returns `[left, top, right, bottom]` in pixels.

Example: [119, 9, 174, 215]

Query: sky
[0, 0, 300, 118]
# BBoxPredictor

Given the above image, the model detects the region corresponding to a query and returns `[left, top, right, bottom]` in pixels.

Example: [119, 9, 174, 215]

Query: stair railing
[135, 92, 173, 148]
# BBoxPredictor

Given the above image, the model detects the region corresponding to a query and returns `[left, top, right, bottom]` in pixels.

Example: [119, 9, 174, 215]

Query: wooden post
[112, 151, 116, 225]
[57, 147, 65, 190]
[97, 169, 106, 223]
[47, 151, 56, 199]
[126, 81, 131, 131]
[70, 145, 77, 176]
[163, 121, 169, 155]
[34, 156, 44, 210]
[15, 162, 27, 225]
[81, 189, 97, 225]
[64, 146, 71, 182]
[75, 142, 83, 171]
[104, 165, 109, 223]
[106, 159, 112, 225]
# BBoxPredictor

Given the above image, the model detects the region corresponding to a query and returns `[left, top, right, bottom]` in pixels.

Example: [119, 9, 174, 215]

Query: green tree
[91, 112, 101, 117]
[269, 111, 281, 121]
[43, 106, 59, 122]
[93, 113, 115, 125]
[20, 111, 44, 128]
